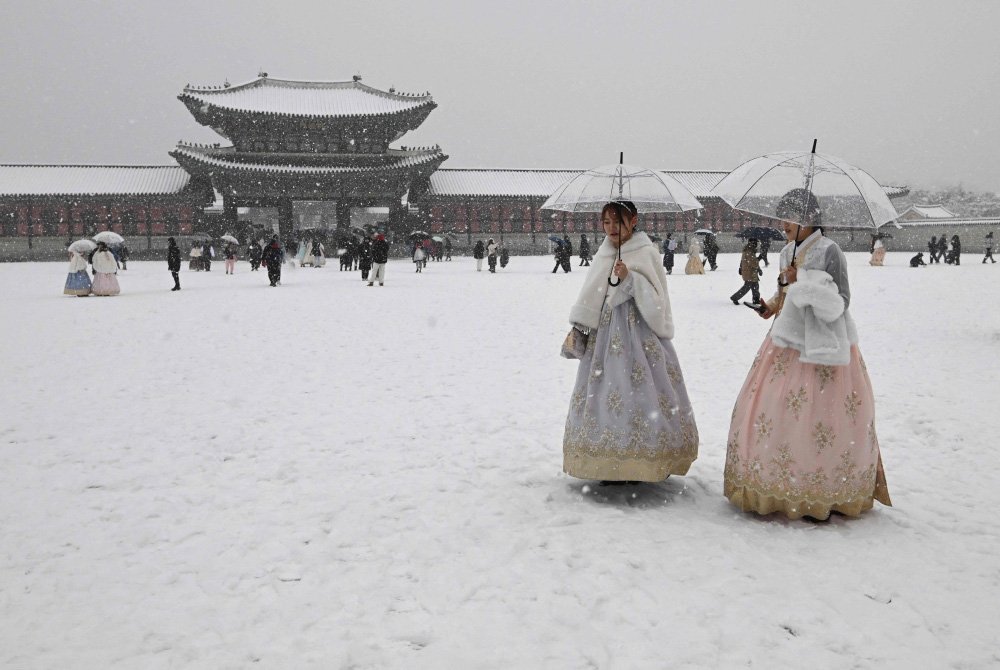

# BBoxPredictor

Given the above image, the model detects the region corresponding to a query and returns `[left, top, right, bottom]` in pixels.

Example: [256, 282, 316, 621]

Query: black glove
[758, 269, 763, 276]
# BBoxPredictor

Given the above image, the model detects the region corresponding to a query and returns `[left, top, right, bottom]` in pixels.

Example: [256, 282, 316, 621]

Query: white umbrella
[69, 239, 97, 254]
[221, 234, 239, 244]
[93, 231, 125, 245]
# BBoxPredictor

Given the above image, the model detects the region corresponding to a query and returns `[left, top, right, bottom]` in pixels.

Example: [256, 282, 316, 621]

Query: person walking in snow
[118, 243, 129, 271]
[91, 242, 121, 296]
[703, 231, 719, 271]
[167, 237, 181, 291]
[358, 237, 373, 281]
[983, 231, 995, 264]
[499, 243, 510, 269]
[561, 235, 573, 273]
[473, 239, 485, 272]
[261, 235, 283, 287]
[946, 234, 961, 265]
[224, 243, 236, 274]
[64, 248, 92, 296]
[937, 234, 948, 262]
[685, 237, 706, 274]
[730, 238, 762, 306]
[724, 188, 891, 521]
[662, 234, 677, 274]
[757, 237, 771, 267]
[562, 200, 698, 484]
[928, 236, 939, 264]
[413, 242, 426, 272]
[368, 233, 389, 286]
[487, 238, 498, 273]
[579, 234, 591, 266]
[202, 242, 213, 272]
[248, 240, 262, 270]
[445, 237, 453, 261]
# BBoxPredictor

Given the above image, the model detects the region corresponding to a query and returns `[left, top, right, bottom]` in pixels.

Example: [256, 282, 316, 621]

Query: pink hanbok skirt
[724, 334, 891, 520]
[91, 272, 120, 296]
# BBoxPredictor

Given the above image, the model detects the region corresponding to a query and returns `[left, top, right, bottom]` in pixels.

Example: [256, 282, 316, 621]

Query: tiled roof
[427, 169, 909, 200]
[897, 216, 1000, 227]
[0, 165, 194, 197]
[901, 204, 958, 219]
[170, 144, 446, 174]
[179, 77, 434, 118]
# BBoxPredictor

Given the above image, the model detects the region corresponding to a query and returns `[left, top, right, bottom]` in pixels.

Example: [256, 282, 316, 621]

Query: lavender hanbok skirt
[91, 272, 120, 296]
[64, 271, 92, 296]
[563, 299, 698, 482]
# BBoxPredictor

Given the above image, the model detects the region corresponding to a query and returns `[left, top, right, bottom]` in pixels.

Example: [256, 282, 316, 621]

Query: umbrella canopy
[408, 230, 431, 241]
[711, 147, 899, 231]
[220, 234, 238, 244]
[694, 229, 715, 235]
[68, 239, 97, 254]
[93, 231, 125, 245]
[186, 232, 212, 242]
[542, 161, 703, 214]
[735, 226, 786, 242]
[548, 236, 567, 245]
[432, 236, 444, 242]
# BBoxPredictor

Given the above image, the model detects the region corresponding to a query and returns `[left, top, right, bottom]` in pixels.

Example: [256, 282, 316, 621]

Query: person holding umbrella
[562, 200, 698, 483]
[702, 230, 719, 271]
[64, 241, 94, 296]
[730, 238, 762, 306]
[167, 237, 182, 291]
[413, 241, 426, 272]
[91, 241, 121, 296]
[261, 235, 283, 287]
[223, 243, 237, 274]
[722, 188, 891, 520]
[445, 237, 453, 261]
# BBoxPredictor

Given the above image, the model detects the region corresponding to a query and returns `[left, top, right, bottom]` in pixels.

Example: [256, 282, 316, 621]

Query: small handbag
[560, 326, 589, 359]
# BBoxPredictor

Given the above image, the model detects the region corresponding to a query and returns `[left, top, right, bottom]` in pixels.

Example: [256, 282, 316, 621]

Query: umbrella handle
[608, 276, 621, 287]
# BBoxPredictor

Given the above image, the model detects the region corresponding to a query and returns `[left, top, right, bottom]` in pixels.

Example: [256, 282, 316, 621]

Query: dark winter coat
[739, 246, 761, 282]
[579, 237, 590, 259]
[473, 241, 485, 259]
[262, 242, 282, 268]
[910, 253, 927, 267]
[371, 238, 390, 264]
[167, 245, 181, 272]
[248, 243, 262, 263]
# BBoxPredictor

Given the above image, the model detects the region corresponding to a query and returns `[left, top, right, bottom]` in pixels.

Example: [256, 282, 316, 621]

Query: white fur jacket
[771, 268, 859, 366]
[569, 232, 674, 340]
[92, 250, 119, 274]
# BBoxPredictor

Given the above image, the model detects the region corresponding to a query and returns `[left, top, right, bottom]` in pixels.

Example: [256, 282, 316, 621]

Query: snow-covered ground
[2, 252, 999, 669]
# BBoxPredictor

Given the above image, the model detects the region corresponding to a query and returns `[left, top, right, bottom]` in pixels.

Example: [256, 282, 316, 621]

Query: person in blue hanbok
[563, 201, 699, 483]
[63, 250, 92, 296]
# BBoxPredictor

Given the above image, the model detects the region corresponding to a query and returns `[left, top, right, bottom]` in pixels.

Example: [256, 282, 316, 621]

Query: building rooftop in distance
[0, 165, 197, 197]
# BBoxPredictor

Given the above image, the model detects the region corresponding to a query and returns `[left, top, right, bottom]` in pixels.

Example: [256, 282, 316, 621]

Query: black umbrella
[735, 227, 786, 242]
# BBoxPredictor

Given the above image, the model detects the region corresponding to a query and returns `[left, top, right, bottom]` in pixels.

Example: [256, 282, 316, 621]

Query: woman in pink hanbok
[724, 189, 891, 520]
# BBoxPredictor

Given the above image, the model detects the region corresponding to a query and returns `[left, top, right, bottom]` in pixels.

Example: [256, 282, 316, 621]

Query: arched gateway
[170, 75, 448, 242]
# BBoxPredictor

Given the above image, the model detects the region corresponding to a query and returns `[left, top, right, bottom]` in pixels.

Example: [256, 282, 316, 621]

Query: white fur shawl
[92, 250, 118, 274]
[771, 269, 859, 366]
[569, 232, 674, 339]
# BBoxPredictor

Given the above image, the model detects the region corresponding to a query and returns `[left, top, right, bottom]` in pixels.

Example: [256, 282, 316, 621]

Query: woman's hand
[613, 260, 629, 279]
[758, 303, 775, 320]
[783, 265, 798, 285]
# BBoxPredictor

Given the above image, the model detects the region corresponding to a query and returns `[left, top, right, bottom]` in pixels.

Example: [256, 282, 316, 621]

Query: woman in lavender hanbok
[563, 201, 698, 484]
[725, 189, 891, 520]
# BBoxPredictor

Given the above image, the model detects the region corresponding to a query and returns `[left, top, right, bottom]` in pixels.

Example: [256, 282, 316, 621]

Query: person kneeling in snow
[910, 252, 927, 268]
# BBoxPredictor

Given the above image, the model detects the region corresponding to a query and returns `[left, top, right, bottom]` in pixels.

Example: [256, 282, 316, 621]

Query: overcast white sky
[1, 0, 998, 191]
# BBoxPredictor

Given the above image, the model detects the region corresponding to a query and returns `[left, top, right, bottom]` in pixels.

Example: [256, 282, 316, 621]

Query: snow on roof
[427, 169, 909, 201]
[179, 77, 434, 118]
[170, 145, 445, 175]
[901, 204, 959, 219]
[0, 165, 193, 197]
[897, 216, 1000, 227]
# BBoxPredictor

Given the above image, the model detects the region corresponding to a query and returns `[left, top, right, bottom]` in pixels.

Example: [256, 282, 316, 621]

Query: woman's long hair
[775, 188, 823, 233]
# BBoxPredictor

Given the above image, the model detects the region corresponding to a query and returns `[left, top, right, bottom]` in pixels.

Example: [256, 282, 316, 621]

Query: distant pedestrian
[118, 243, 129, 270]
[359, 237, 373, 281]
[473, 240, 485, 272]
[421, 238, 432, 268]
[262, 236, 283, 286]
[662, 234, 676, 274]
[946, 235, 961, 265]
[413, 243, 426, 272]
[499, 244, 510, 269]
[487, 238, 498, 273]
[64, 249, 92, 296]
[579, 234, 591, 266]
[910, 252, 927, 268]
[368, 234, 389, 286]
[702, 232, 719, 271]
[167, 237, 182, 290]
[202, 242, 213, 272]
[435, 240, 444, 262]
[928, 236, 940, 263]
[757, 238, 771, 267]
[685, 238, 706, 275]
[91, 242, 121, 296]
[248, 240, 262, 270]
[730, 239, 762, 305]
[869, 236, 886, 266]
[561, 235, 573, 272]
[224, 243, 236, 274]
[937, 234, 948, 262]
[984, 231, 995, 264]
[445, 237, 453, 261]
[189, 244, 202, 271]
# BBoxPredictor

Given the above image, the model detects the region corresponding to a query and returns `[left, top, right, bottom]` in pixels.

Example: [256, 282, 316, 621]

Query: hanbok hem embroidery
[564, 449, 696, 482]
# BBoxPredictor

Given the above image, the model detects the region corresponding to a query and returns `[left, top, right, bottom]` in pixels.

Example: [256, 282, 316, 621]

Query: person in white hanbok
[563, 201, 698, 483]
[91, 243, 121, 296]
[64, 250, 92, 296]
[685, 238, 706, 274]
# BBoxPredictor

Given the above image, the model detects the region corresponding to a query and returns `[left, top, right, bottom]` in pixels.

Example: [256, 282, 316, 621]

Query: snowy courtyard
[2, 253, 999, 668]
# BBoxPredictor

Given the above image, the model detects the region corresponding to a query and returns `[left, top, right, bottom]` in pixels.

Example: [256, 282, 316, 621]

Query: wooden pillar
[146, 201, 153, 251]
[336, 201, 351, 231]
[278, 199, 294, 242]
[223, 196, 238, 235]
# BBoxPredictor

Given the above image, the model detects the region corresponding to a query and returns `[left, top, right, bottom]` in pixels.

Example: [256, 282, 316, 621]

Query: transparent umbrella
[69, 239, 97, 254]
[543, 153, 703, 285]
[712, 142, 899, 234]
[93, 231, 125, 245]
